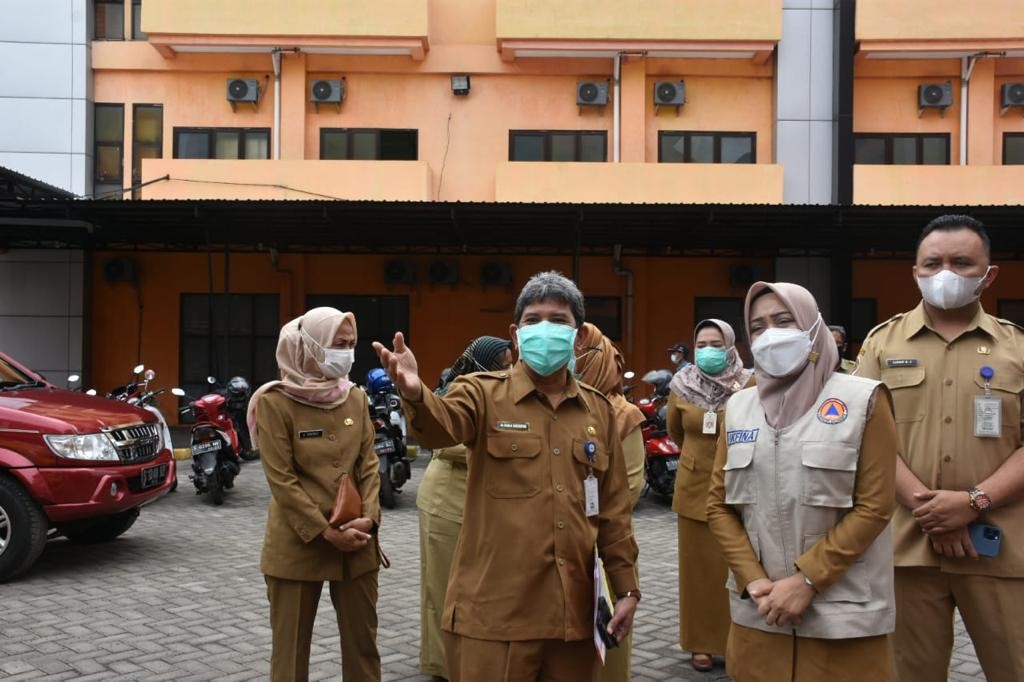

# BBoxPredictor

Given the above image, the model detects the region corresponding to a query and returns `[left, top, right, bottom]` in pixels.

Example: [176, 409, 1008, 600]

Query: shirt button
[511, 443, 519, 452]
[556, 484, 565, 492]
[944, 455, 952, 463]
[944, 416, 952, 424]
[945, 379, 953, 386]
[557, 521, 565, 529]
[557, 558, 566, 566]
[552, 415, 558, 421]
[333, 460, 341, 468]
[328, 434, 337, 441]
[553, 448, 561, 455]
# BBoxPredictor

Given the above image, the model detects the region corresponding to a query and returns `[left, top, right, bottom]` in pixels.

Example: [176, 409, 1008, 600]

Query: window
[320, 129, 418, 160]
[850, 298, 878, 344]
[658, 132, 755, 163]
[854, 134, 950, 165]
[998, 300, 1024, 327]
[508, 131, 607, 162]
[132, 0, 146, 40]
[173, 128, 270, 160]
[179, 294, 280, 402]
[132, 104, 162, 198]
[584, 297, 622, 341]
[94, 103, 124, 199]
[1003, 133, 1024, 165]
[306, 294, 410, 382]
[94, 1, 124, 40]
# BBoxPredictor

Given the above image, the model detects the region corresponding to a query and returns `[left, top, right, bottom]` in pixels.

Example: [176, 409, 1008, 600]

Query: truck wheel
[0, 476, 49, 581]
[63, 508, 139, 544]
[379, 470, 396, 510]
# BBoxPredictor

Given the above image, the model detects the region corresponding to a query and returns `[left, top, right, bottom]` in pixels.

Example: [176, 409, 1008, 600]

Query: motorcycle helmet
[227, 376, 250, 398]
[366, 367, 395, 395]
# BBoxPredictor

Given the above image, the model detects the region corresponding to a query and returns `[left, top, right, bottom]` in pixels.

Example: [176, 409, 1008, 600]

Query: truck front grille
[106, 423, 161, 463]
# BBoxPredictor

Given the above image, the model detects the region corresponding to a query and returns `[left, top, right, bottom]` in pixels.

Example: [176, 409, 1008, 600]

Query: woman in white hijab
[249, 307, 383, 682]
[707, 283, 898, 682]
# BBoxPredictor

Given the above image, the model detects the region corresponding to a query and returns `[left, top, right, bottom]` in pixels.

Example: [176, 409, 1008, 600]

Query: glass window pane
[922, 137, 948, 165]
[579, 133, 606, 162]
[1006, 135, 1024, 165]
[132, 144, 160, 182]
[96, 145, 122, 182]
[721, 135, 754, 163]
[660, 133, 685, 163]
[176, 131, 209, 159]
[132, 1, 146, 40]
[380, 130, 417, 160]
[244, 131, 269, 159]
[95, 105, 124, 143]
[94, 183, 123, 200]
[214, 131, 240, 159]
[549, 133, 576, 161]
[854, 137, 885, 164]
[321, 131, 348, 159]
[254, 296, 280, 335]
[96, 2, 124, 40]
[351, 132, 377, 160]
[688, 134, 714, 163]
[134, 106, 162, 144]
[511, 134, 544, 161]
[893, 136, 917, 164]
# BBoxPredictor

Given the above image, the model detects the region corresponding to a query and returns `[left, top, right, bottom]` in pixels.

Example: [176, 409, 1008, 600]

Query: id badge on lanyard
[974, 365, 1002, 439]
[583, 440, 599, 517]
[702, 411, 718, 435]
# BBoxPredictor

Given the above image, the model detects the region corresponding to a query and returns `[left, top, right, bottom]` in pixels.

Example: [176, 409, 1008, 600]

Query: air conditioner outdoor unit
[918, 82, 952, 116]
[654, 81, 686, 106]
[428, 261, 460, 285]
[577, 81, 609, 107]
[1001, 82, 1024, 114]
[311, 79, 345, 104]
[480, 262, 513, 287]
[227, 78, 260, 112]
[384, 260, 416, 285]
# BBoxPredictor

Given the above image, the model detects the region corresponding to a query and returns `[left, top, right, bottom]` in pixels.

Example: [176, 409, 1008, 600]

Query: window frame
[132, 104, 163, 197]
[172, 127, 272, 160]
[94, 103, 125, 197]
[853, 133, 951, 165]
[1002, 133, 1024, 165]
[507, 130, 609, 162]
[657, 131, 757, 164]
[318, 128, 419, 161]
[94, 0, 125, 40]
[131, 0, 146, 40]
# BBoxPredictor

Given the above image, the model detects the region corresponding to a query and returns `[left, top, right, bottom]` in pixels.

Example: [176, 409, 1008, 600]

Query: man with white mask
[856, 215, 1024, 682]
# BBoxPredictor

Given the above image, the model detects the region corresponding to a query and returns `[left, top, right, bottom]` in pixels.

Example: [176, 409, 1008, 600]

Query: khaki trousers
[265, 572, 381, 682]
[443, 632, 598, 682]
[894, 566, 1024, 682]
[419, 510, 462, 678]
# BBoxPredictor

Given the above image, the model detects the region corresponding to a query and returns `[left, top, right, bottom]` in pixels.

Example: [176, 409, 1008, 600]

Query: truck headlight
[45, 433, 120, 461]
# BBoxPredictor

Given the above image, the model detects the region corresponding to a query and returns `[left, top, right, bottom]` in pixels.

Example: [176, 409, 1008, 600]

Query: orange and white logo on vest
[817, 398, 849, 425]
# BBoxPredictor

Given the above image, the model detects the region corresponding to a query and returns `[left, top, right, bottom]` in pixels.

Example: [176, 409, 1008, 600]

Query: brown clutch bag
[328, 472, 362, 528]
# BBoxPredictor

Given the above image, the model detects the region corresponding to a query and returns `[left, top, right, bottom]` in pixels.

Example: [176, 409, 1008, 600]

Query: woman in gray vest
[706, 282, 898, 681]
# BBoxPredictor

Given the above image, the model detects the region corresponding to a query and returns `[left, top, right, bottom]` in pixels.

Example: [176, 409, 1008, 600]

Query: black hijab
[436, 336, 512, 396]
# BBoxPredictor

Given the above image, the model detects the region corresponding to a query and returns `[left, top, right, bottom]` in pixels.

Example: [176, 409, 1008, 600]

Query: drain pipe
[613, 244, 634, 355]
[959, 55, 979, 165]
[271, 49, 283, 160]
[613, 52, 622, 163]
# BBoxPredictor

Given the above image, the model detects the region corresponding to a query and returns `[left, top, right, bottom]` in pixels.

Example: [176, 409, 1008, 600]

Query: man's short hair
[514, 271, 585, 327]
[828, 324, 847, 341]
[917, 214, 990, 258]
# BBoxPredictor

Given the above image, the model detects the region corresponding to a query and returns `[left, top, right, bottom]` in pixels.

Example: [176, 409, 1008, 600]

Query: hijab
[575, 323, 646, 442]
[745, 282, 837, 429]
[436, 336, 513, 396]
[669, 318, 753, 412]
[247, 307, 357, 448]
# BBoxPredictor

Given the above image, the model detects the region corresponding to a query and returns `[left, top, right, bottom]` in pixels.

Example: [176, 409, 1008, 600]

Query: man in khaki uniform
[374, 272, 639, 682]
[856, 215, 1024, 682]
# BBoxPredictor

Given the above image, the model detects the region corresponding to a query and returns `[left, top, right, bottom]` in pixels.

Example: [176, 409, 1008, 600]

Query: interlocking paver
[0, 454, 983, 680]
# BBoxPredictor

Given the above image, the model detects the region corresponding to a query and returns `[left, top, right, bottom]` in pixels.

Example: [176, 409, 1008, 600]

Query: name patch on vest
[496, 420, 530, 432]
[886, 358, 918, 368]
[817, 398, 849, 425]
[727, 428, 759, 445]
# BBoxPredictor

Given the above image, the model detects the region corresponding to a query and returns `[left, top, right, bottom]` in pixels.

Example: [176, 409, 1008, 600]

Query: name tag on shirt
[886, 358, 919, 368]
[702, 411, 718, 435]
[299, 429, 324, 439]
[584, 475, 599, 517]
[497, 420, 530, 432]
[974, 397, 1002, 438]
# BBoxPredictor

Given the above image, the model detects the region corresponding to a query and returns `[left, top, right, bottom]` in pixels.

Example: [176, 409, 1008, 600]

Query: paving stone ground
[0, 453, 983, 681]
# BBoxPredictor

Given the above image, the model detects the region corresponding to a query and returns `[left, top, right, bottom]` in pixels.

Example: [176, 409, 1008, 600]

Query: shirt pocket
[802, 533, 871, 603]
[571, 438, 610, 473]
[880, 366, 926, 423]
[973, 366, 1024, 428]
[484, 432, 543, 499]
[723, 443, 757, 505]
[801, 442, 858, 508]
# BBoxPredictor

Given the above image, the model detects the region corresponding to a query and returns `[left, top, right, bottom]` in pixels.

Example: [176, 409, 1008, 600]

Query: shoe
[691, 653, 714, 672]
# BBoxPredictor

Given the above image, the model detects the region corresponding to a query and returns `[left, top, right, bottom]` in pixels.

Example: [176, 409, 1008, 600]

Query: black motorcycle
[172, 382, 241, 506]
[218, 376, 259, 461]
[365, 368, 411, 509]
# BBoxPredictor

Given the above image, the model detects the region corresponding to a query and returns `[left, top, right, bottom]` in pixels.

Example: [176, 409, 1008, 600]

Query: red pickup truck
[0, 351, 174, 581]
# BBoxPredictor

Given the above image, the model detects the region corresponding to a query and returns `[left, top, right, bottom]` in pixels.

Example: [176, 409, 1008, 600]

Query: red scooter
[637, 369, 680, 500]
[172, 378, 241, 505]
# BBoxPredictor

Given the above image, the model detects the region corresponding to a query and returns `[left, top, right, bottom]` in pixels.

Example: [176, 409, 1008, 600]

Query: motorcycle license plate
[191, 440, 220, 456]
[665, 459, 679, 471]
[374, 441, 395, 455]
[140, 463, 168, 490]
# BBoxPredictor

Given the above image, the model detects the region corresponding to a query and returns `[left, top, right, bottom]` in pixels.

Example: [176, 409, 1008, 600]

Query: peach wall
[853, 165, 1024, 205]
[856, 0, 1024, 42]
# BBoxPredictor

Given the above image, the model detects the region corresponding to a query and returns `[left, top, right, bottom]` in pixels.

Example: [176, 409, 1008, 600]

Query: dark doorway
[306, 294, 410, 385]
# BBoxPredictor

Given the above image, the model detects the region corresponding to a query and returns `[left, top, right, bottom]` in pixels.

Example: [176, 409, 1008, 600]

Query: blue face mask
[695, 346, 729, 375]
[516, 321, 578, 377]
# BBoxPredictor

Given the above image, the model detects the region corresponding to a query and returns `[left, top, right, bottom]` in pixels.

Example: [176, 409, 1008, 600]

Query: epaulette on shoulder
[577, 381, 613, 405]
[472, 370, 511, 381]
[863, 312, 906, 342]
[995, 317, 1024, 333]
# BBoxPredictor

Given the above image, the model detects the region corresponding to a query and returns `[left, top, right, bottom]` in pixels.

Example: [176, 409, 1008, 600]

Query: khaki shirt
[257, 389, 382, 582]
[856, 302, 1024, 577]
[404, 362, 639, 642]
[667, 394, 721, 522]
[416, 444, 468, 525]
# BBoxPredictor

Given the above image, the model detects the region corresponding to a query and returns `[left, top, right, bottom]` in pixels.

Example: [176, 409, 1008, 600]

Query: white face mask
[751, 316, 822, 378]
[302, 328, 354, 379]
[916, 267, 990, 310]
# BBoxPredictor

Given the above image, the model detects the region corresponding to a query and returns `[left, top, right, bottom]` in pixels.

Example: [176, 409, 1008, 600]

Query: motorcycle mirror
[86, 389, 97, 396]
[144, 369, 156, 382]
[171, 388, 186, 397]
[623, 371, 635, 380]
[68, 374, 81, 384]
[207, 376, 217, 385]
[133, 364, 145, 375]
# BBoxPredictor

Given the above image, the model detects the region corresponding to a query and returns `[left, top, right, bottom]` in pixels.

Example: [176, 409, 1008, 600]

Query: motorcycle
[171, 378, 241, 505]
[365, 368, 412, 509]
[106, 364, 177, 492]
[211, 375, 259, 461]
[638, 368, 680, 500]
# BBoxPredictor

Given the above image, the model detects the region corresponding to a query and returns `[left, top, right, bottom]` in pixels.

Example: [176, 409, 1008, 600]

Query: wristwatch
[968, 487, 993, 513]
